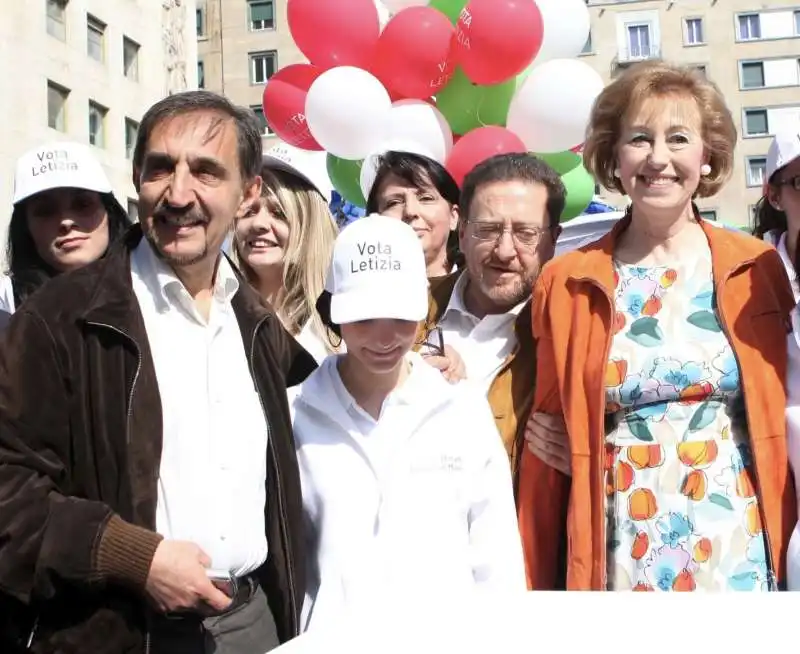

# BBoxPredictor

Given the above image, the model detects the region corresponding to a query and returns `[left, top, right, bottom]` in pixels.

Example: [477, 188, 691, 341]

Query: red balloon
[262, 64, 324, 151]
[454, 0, 544, 85]
[288, 0, 380, 69]
[445, 126, 527, 186]
[373, 7, 456, 100]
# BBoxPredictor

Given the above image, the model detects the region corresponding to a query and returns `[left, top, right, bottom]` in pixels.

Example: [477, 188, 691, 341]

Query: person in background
[414, 153, 565, 477]
[232, 143, 340, 363]
[366, 150, 462, 278]
[752, 127, 800, 590]
[0, 91, 315, 653]
[518, 61, 796, 592]
[295, 214, 526, 632]
[0, 141, 131, 313]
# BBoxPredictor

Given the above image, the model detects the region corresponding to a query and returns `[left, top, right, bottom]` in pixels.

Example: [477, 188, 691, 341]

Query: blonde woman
[233, 148, 340, 363]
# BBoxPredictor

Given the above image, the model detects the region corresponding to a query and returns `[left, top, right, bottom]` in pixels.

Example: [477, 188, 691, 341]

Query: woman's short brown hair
[582, 60, 737, 199]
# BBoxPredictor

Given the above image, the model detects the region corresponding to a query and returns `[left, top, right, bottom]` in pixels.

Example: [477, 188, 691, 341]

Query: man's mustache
[152, 206, 209, 226]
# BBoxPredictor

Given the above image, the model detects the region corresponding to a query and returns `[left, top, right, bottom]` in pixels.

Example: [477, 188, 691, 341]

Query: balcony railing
[616, 44, 662, 65]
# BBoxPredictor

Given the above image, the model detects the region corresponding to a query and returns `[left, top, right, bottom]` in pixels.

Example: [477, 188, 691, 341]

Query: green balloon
[326, 155, 365, 208]
[430, 0, 468, 24]
[535, 151, 583, 176]
[437, 68, 518, 136]
[536, 151, 594, 222]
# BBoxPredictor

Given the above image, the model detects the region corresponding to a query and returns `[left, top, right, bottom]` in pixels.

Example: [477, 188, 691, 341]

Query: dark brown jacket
[0, 226, 315, 653]
[413, 271, 536, 486]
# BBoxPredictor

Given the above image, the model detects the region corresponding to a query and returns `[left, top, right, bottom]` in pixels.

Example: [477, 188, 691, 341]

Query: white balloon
[305, 67, 392, 161]
[506, 59, 604, 154]
[360, 139, 439, 200]
[382, 0, 429, 13]
[385, 100, 453, 162]
[533, 0, 591, 65]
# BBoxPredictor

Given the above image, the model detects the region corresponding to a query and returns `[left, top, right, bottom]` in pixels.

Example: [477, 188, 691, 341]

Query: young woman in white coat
[292, 214, 526, 631]
[753, 127, 800, 590]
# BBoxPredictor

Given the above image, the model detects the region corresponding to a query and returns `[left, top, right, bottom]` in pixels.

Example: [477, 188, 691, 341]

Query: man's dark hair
[132, 90, 263, 181]
[460, 153, 566, 230]
[365, 151, 462, 270]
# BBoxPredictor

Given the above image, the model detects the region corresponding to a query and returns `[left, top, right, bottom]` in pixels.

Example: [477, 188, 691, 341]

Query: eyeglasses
[468, 221, 548, 249]
[417, 325, 445, 357]
[775, 175, 800, 192]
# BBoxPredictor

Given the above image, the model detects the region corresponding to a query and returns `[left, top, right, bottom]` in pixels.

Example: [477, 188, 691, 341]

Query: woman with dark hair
[1, 141, 131, 313]
[752, 127, 800, 590]
[366, 151, 462, 278]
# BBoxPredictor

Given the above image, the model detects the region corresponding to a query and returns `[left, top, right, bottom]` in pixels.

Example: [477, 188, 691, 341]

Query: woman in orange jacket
[517, 61, 797, 591]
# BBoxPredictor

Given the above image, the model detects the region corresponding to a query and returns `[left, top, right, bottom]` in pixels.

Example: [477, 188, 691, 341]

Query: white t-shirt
[0, 275, 15, 314]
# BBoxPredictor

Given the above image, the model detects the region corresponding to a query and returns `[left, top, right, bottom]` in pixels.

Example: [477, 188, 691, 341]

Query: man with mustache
[415, 153, 565, 483]
[0, 91, 315, 653]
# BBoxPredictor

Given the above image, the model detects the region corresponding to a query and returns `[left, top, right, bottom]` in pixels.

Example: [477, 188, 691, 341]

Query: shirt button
[220, 535, 226, 541]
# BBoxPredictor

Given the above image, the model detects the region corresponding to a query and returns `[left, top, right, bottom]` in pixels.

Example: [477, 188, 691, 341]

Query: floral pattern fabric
[604, 251, 772, 592]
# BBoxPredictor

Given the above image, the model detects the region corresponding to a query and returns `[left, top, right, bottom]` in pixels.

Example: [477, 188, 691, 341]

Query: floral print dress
[604, 248, 772, 592]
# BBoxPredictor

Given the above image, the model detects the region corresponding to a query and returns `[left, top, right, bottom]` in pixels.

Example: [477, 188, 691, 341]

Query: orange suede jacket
[517, 214, 797, 589]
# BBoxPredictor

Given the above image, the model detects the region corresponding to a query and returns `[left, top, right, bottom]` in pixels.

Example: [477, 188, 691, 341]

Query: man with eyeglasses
[416, 153, 565, 481]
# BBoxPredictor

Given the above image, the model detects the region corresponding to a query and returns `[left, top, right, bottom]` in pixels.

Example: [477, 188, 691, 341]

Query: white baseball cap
[262, 141, 334, 201]
[766, 128, 800, 182]
[12, 141, 113, 205]
[325, 214, 429, 325]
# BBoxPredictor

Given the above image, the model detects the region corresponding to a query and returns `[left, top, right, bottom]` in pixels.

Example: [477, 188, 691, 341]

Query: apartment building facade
[0, 0, 198, 250]
[196, 0, 303, 147]
[581, 0, 800, 226]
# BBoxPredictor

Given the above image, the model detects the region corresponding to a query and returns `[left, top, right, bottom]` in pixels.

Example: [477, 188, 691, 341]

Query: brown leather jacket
[414, 271, 536, 487]
[0, 226, 315, 653]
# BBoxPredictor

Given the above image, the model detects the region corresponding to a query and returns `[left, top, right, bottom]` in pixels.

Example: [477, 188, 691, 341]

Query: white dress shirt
[131, 238, 269, 577]
[437, 273, 524, 396]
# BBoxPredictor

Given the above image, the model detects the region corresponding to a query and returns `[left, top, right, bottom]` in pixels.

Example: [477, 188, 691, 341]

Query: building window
[738, 14, 761, 41]
[744, 109, 769, 137]
[694, 64, 707, 78]
[249, 0, 275, 31]
[580, 31, 593, 55]
[46, 0, 66, 41]
[740, 61, 765, 89]
[626, 24, 652, 59]
[47, 81, 69, 131]
[746, 156, 767, 187]
[123, 37, 140, 80]
[88, 101, 108, 148]
[250, 51, 277, 84]
[250, 105, 271, 135]
[125, 118, 139, 160]
[198, 61, 205, 88]
[698, 210, 717, 222]
[196, 6, 206, 37]
[87, 15, 106, 62]
[796, 10, 800, 36]
[685, 18, 704, 45]
[127, 199, 139, 222]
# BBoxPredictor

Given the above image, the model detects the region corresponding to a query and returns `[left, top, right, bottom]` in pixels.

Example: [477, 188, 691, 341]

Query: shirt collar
[131, 237, 239, 314]
[440, 272, 526, 324]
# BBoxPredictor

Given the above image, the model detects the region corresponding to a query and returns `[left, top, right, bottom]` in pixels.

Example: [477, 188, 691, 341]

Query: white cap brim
[262, 153, 333, 201]
[330, 288, 428, 325]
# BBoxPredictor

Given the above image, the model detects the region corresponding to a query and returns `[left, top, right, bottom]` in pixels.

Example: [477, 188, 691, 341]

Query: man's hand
[144, 540, 232, 614]
[525, 412, 571, 476]
[423, 344, 467, 384]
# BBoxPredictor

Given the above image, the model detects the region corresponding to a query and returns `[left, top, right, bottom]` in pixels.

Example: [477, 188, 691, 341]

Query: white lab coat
[291, 351, 526, 632]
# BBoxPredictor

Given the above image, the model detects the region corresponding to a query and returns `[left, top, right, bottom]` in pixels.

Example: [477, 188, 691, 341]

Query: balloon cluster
[263, 0, 604, 222]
